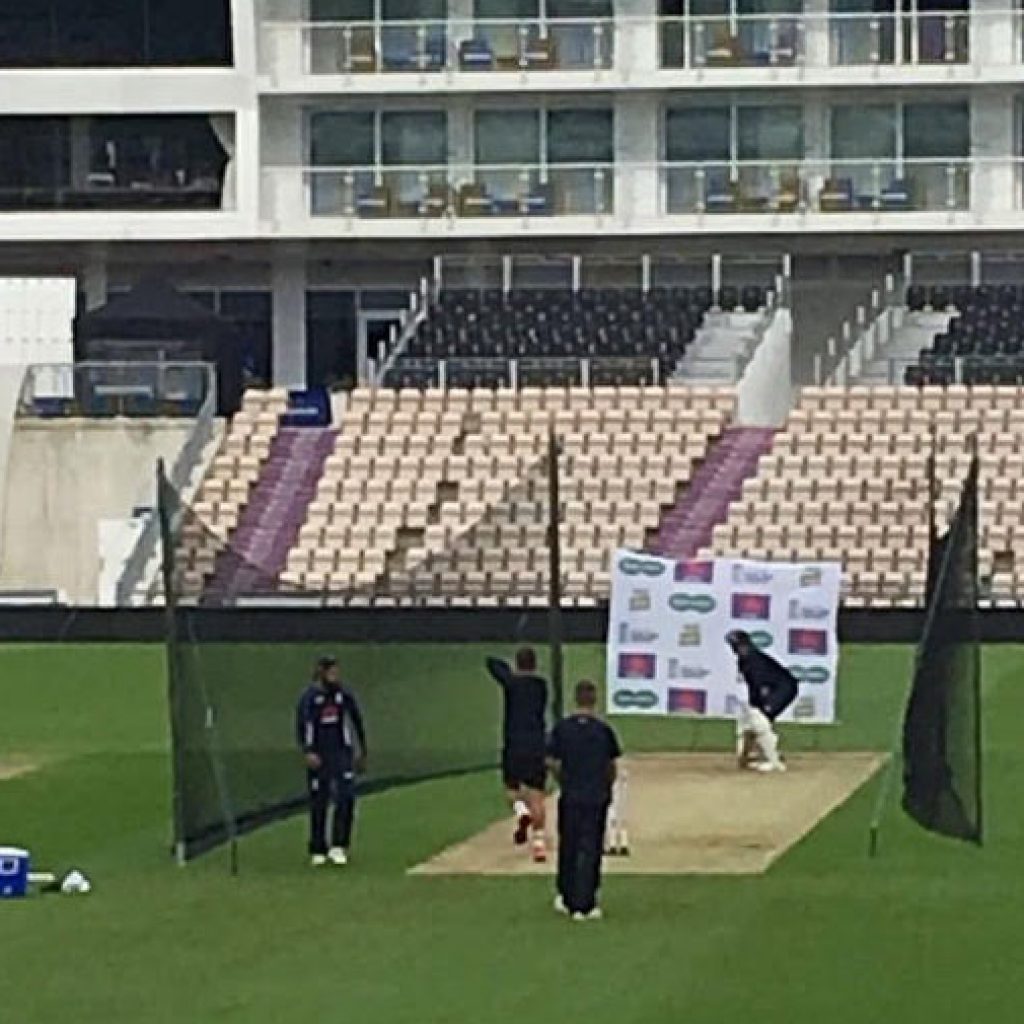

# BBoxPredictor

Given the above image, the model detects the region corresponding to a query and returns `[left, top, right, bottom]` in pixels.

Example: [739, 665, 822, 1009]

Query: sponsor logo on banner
[678, 623, 702, 647]
[788, 599, 830, 622]
[618, 623, 659, 644]
[788, 665, 831, 684]
[613, 689, 660, 710]
[618, 653, 657, 680]
[674, 559, 715, 584]
[789, 629, 829, 656]
[668, 659, 711, 680]
[619, 556, 667, 578]
[629, 589, 651, 612]
[668, 688, 708, 715]
[793, 696, 817, 720]
[732, 564, 774, 585]
[731, 593, 772, 620]
[799, 567, 824, 588]
[668, 593, 717, 614]
[725, 694, 744, 716]
[748, 630, 774, 650]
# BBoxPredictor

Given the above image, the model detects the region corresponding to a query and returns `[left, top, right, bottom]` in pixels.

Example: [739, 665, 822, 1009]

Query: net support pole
[547, 429, 565, 721]
[156, 458, 187, 866]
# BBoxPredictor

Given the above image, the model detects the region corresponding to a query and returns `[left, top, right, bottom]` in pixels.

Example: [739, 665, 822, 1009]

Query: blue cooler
[0, 847, 29, 898]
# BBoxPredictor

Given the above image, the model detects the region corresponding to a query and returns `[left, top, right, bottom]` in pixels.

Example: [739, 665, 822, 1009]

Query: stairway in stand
[210, 427, 336, 597]
[652, 426, 776, 559]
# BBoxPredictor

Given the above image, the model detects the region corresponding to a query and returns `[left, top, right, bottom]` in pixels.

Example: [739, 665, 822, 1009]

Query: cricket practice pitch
[412, 752, 884, 876]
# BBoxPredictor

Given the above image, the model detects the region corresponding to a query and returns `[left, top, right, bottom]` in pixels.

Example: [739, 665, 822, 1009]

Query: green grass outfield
[0, 643, 1018, 1024]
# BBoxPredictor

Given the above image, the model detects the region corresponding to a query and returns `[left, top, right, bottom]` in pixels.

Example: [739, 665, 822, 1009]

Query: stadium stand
[904, 284, 1024, 386]
[272, 383, 736, 605]
[384, 284, 767, 389]
[702, 384, 1020, 606]
[172, 389, 288, 597]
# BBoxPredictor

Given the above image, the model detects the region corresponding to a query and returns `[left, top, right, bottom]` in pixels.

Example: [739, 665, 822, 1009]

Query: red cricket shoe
[513, 812, 531, 846]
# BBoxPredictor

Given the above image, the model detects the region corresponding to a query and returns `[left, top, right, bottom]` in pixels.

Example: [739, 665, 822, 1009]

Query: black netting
[156, 447, 562, 861]
[901, 454, 982, 844]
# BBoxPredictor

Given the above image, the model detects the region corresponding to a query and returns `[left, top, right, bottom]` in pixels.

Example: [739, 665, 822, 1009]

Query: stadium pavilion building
[1, 0, 1023, 388]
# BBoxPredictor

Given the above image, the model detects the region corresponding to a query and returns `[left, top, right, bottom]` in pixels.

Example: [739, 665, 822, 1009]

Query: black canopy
[75, 278, 242, 415]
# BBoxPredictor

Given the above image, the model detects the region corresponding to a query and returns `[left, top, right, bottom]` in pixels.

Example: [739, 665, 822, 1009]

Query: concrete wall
[736, 308, 793, 428]
[0, 419, 192, 603]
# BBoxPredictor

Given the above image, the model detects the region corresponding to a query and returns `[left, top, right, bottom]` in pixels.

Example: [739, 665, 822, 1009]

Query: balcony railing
[298, 163, 614, 219]
[0, 182, 224, 213]
[268, 17, 614, 76]
[259, 10, 1024, 78]
[662, 158, 973, 215]
[265, 158, 1024, 226]
[659, 11, 975, 69]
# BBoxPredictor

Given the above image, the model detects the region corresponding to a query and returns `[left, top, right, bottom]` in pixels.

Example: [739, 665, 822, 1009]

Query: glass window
[737, 105, 803, 161]
[546, 109, 613, 164]
[0, 117, 69, 190]
[665, 107, 730, 162]
[904, 101, 969, 158]
[383, 0, 446, 19]
[547, 0, 613, 16]
[311, 112, 375, 166]
[475, 0, 538, 15]
[381, 111, 447, 166]
[311, 0, 373, 19]
[475, 110, 541, 165]
[830, 104, 897, 159]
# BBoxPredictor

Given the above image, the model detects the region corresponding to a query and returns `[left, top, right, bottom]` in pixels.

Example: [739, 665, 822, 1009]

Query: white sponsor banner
[606, 551, 841, 725]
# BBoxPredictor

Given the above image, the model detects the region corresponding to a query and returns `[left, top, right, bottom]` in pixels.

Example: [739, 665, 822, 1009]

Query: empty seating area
[171, 389, 288, 596]
[385, 284, 767, 389]
[284, 384, 734, 605]
[904, 284, 1024, 385]
[704, 384, 1024, 606]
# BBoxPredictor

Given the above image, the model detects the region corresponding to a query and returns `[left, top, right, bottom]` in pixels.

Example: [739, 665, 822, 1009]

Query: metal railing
[662, 158, 974, 215]
[384, 356, 665, 390]
[265, 158, 1024, 228]
[296, 163, 614, 220]
[259, 10, 1024, 77]
[659, 11, 977, 68]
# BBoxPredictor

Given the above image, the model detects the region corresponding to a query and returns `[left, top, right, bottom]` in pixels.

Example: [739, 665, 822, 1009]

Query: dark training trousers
[557, 798, 610, 914]
[308, 768, 356, 855]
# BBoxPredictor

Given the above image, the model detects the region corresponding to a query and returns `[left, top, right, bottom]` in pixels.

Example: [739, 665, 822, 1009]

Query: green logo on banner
[668, 593, 717, 614]
[612, 689, 660, 710]
[749, 631, 774, 650]
[788, 665, 831, 684]
[619, 557, 667, 577]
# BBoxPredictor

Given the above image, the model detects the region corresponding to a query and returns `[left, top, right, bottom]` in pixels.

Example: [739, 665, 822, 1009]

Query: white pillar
[616, 0, 658, 81]
[256, 0, 306, 82]
[971, 87, 1014, 221]
[803, 0, 829, 68]
[272, 251, 308, 388]
[973, 0, 1016, 68]
[804, 93, 829, 207]
[615, 92, 659, 227]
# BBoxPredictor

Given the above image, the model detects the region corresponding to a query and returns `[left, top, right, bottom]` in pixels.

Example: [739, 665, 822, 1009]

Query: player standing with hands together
[296, 655, 368, 867]
[547, 680, 622, 922]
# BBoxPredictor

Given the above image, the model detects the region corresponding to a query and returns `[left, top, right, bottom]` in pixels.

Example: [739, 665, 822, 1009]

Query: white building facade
[1, 0, 1023, 385]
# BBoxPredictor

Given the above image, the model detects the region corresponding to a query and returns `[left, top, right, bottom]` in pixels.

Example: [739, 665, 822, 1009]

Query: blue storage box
[0, 847, 29, 898]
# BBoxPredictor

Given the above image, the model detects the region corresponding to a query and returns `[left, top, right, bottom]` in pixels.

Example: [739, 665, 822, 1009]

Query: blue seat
[881, 177, 911, 210]
[459, 37, 494, 69]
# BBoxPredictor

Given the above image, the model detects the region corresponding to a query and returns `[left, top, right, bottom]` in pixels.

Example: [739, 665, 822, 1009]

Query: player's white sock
[757, 728, 782, 767]
[513, 799, 529, 820]
[531, 826, 545, 842]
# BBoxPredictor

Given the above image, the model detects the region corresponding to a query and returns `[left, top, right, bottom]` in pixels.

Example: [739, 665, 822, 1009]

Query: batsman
[726, 630, 798, 773]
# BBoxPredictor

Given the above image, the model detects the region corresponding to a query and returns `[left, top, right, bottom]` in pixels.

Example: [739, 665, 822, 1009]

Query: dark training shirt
[548, 713, 622, 806]
[485, 658, 548, 752]
[737, 648, 799, 713]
